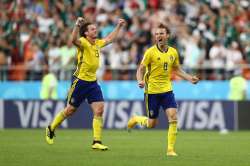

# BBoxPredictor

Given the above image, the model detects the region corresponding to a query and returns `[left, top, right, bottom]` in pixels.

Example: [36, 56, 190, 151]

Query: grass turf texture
[0, 129, 250, 166]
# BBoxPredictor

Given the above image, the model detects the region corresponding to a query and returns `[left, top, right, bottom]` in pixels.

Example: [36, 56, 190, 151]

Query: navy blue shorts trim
[144, 91, 177, 119]
[67, 77, 104, 108]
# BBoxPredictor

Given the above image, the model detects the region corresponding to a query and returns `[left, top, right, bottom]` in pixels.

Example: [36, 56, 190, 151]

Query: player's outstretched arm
[70, 17, 85, 50]
[136, 64, 146, 88]
[173, 66, 199, 84]
[103, 19, 126, 45]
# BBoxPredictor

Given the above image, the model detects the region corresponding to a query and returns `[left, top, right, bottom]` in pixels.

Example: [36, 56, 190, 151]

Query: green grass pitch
[0, 129, 250, 166]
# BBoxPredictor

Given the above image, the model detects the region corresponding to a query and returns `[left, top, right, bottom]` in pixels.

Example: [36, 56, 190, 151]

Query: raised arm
[70, 17, 85, 50]
[173, 66, 199, 84]
[103, 19, 126, 45]
[136, 64, 146, 88]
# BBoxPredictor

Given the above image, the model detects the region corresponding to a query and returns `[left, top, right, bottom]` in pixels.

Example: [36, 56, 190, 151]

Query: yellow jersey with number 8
[141, 45, 180, 94]
[73, 37, 106, 81]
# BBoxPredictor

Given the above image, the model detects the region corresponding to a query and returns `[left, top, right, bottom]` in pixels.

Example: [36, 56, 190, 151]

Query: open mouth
[93, 34, 97, 39]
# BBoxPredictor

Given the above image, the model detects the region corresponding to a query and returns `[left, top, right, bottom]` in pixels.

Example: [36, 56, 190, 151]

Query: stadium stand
[0, 0, 249, 81]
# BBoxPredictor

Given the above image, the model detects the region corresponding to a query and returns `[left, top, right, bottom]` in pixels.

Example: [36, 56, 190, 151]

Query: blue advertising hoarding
[0, 100, 236, 130]
[1, 80, 244, 100]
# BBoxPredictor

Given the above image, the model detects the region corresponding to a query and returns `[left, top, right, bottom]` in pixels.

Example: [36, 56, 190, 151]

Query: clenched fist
[75, 17, 86, 27]
[117, 19, 126, 27]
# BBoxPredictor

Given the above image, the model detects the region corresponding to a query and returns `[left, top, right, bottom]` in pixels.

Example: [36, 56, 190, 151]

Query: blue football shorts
[67, 76, 104, 108]
[144, 91, 177, 119]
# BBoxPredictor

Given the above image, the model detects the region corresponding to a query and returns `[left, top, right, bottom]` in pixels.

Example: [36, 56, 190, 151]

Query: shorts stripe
[67, 78, 79, 104]
[145, 93, 149, 117]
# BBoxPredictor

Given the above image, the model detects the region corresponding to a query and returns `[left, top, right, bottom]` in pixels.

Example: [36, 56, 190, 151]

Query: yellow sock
[167, 121, 177, 151]
[135, 116, 148, 127]
[93, 116, 103, 141]
[51, 110, 66, 131]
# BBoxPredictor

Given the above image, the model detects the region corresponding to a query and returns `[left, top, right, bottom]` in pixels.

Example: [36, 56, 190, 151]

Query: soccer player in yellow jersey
[45, 17, 126, 150]
[127, 24, 199, 156]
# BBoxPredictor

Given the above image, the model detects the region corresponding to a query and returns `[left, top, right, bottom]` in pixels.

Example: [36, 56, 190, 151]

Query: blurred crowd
[0, 0, 249, 81]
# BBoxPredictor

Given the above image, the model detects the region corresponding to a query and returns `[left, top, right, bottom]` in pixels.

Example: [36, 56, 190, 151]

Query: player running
[127, 23, 199, 156]
[46, 17, 126, 150]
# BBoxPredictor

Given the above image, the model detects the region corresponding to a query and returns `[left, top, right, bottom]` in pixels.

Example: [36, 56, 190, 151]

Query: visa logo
[14, 101, 68, 128]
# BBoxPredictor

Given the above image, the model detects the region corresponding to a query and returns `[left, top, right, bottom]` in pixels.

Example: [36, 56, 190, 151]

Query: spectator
[36, 10, 54, 34]
[209, 40, 226, 79]
[47, 38, 61, 76]
[59, 39, 76, 80]
[108, 42, 130, 79]
[226, 41, 243, 78]
[0, 0, 249, 81]
[0, 51, 7, 80]
[26, 43, 45, 80]
[229, 69, 248, 101]
[181, 33, 205, 70]
[40, 65, 58, 100]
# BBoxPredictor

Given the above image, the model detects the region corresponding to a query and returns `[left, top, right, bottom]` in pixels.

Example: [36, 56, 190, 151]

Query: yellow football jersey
[73, 37, 106, 81]
[141, 45, 180, 94]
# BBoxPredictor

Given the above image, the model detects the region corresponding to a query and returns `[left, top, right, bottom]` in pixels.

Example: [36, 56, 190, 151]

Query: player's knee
[94, 105, 104, 116]
[168, 114, 177, 122]
[64, 105, 77, 117]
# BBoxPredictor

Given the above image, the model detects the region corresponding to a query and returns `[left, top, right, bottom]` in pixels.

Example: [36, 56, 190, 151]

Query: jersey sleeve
[173, 49, 180, 67]
[141, 49, 151, 66]
[96, 39, 106, 48]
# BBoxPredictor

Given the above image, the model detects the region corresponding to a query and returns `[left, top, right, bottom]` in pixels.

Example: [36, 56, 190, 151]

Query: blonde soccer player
[46, 17, 126, 150]
[127, 24, 199, 156]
